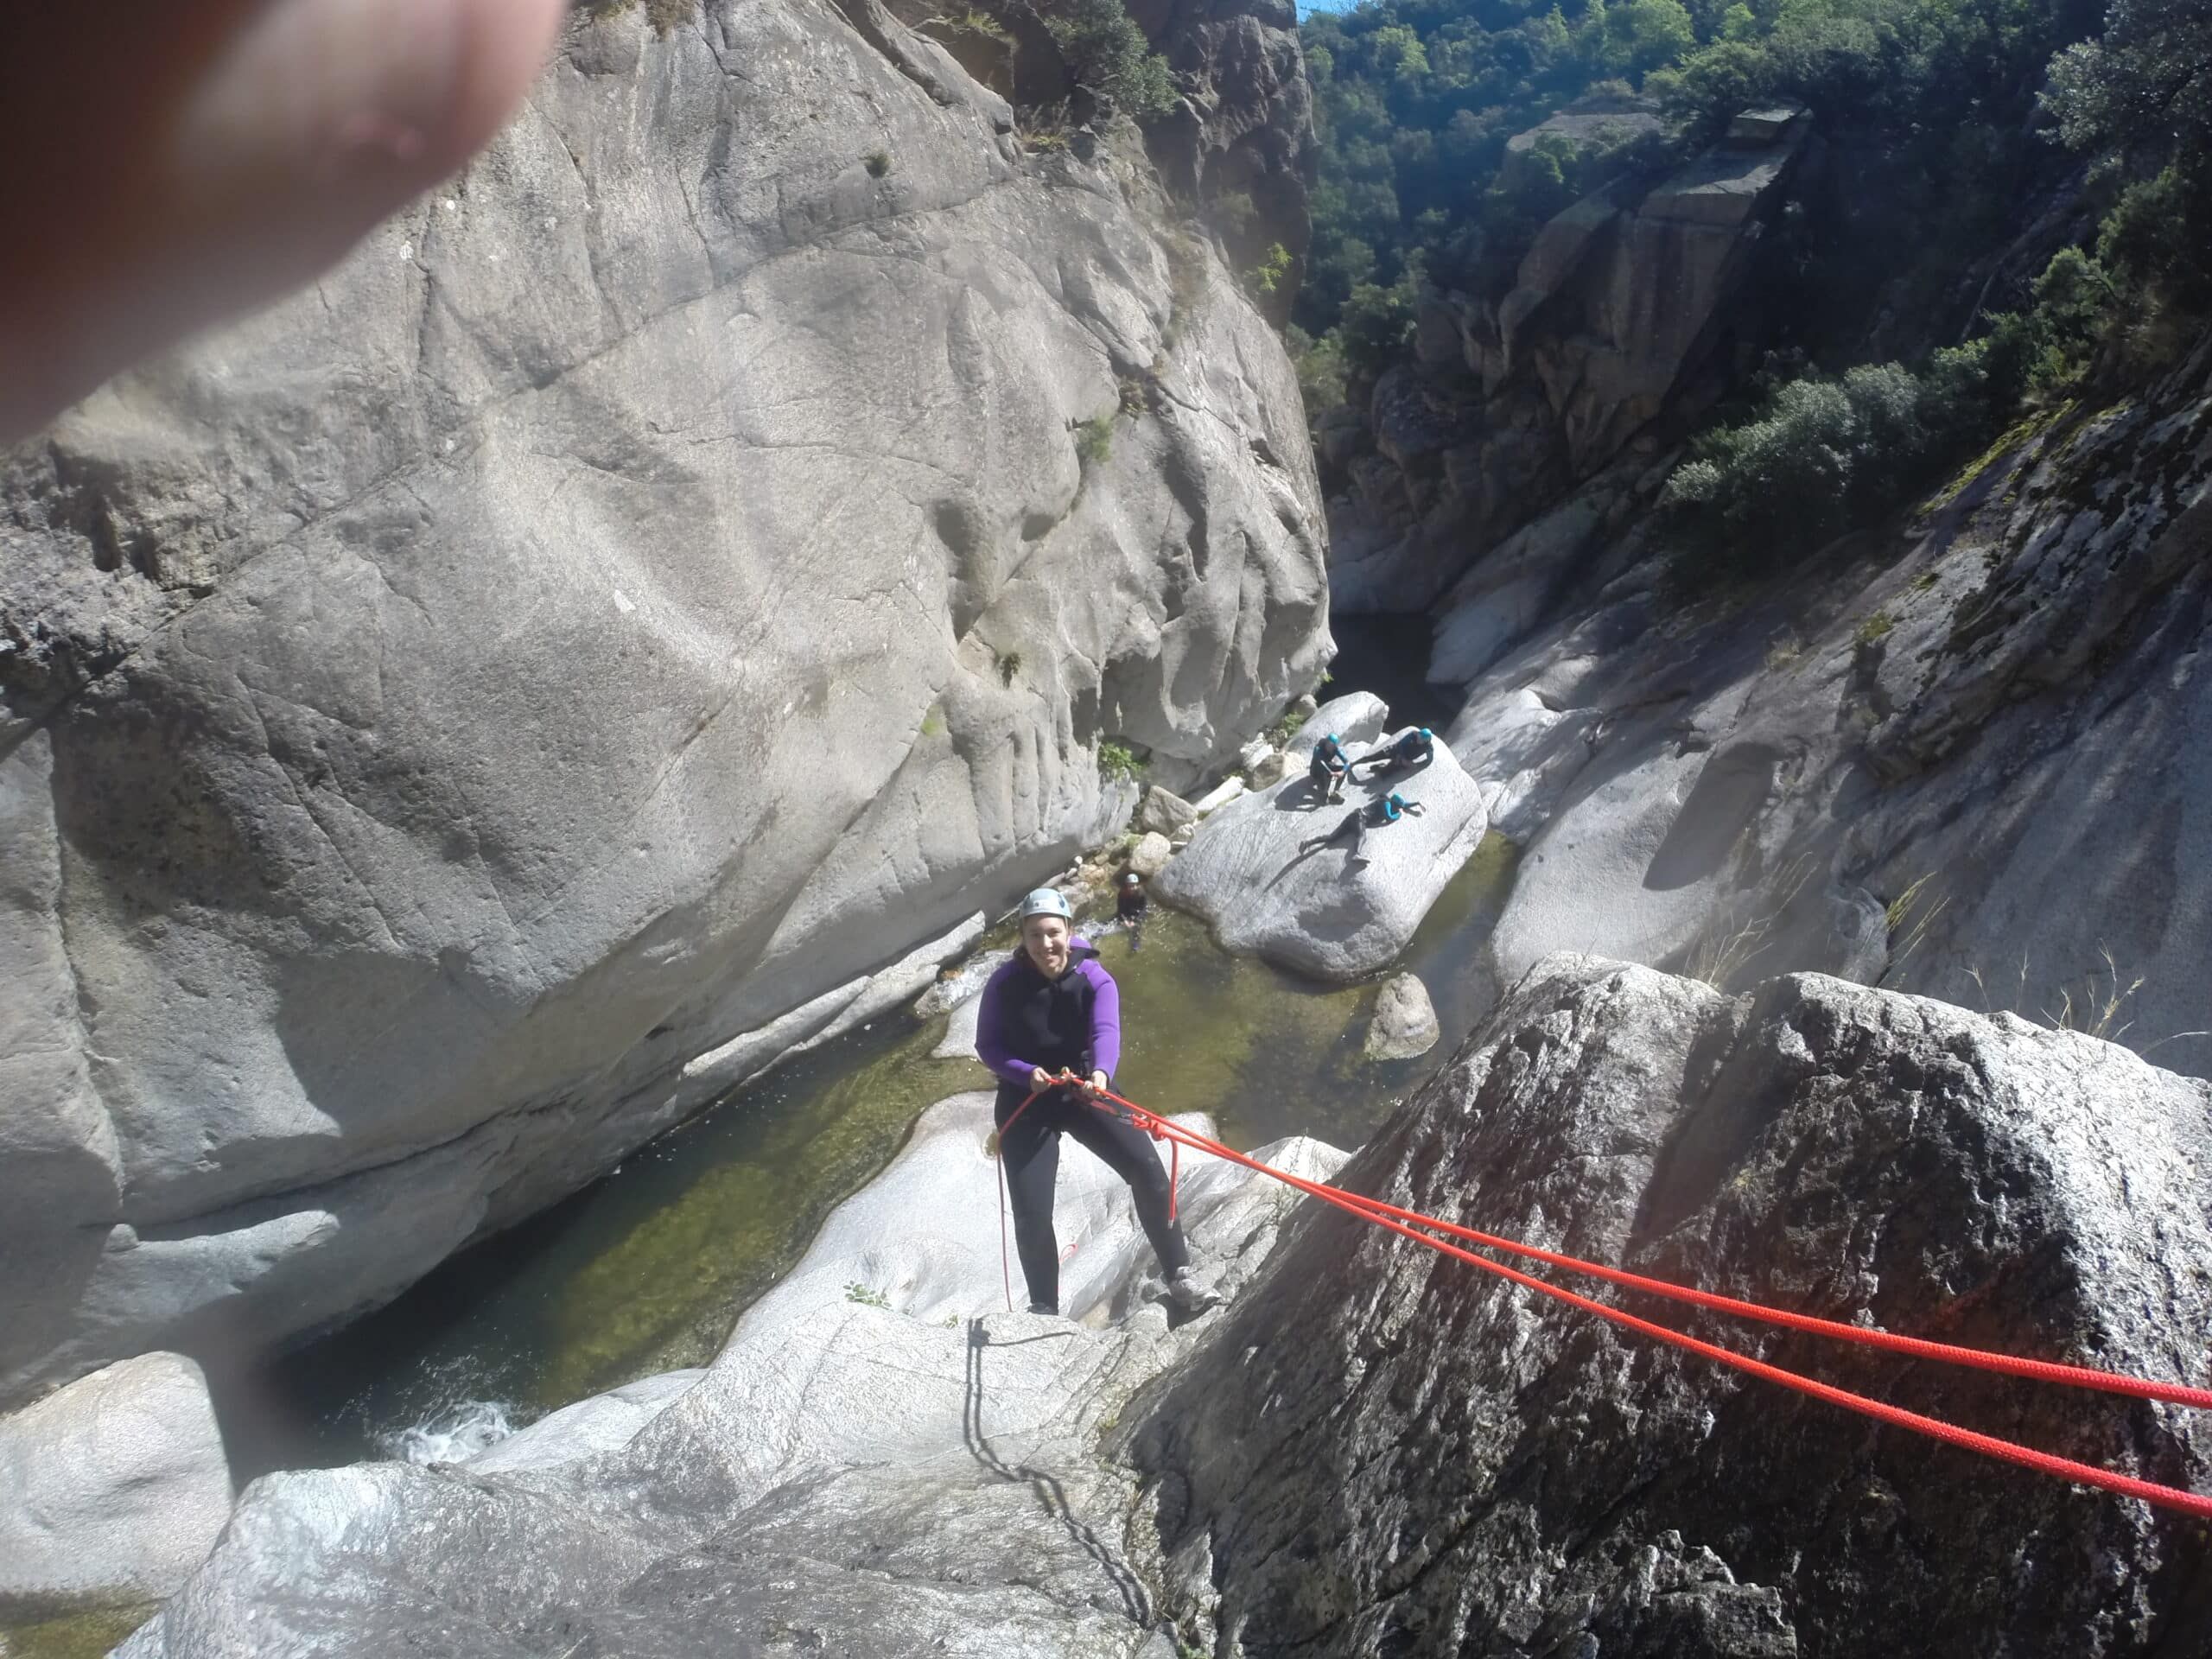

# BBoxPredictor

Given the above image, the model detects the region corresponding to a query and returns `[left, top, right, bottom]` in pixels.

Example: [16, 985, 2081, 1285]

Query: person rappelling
[976, 887, 1215, 1317]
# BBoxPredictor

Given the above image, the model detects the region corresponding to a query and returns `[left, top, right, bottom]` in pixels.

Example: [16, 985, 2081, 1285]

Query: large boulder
[0, 0, 1326, 1405]
[0, 1351, 235, 1614]
[1361, 971, 1438, 1060]
[1135, 957, 2212, 1656]
[1155, 728, 1489, 980]
[117, 1095, 1347, 1657]
[1136, 785, 1196, 838]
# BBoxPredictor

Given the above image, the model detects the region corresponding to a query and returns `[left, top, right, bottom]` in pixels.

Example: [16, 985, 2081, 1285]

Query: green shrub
[997, 649, 1023, 687]
[1098, 740, 1143, 781]
[1246, 243, 1294, 298]
[1044, 0, 1179, 119]
[864, 149, 892, 179]
[585, 0, 701, 33]
[1074, 413, 1116, 467]
[843, 1282, 892, 1308]
[1286, 326, 1349, 419]
[1335, 269, 1419, 380]
[936, 7, 1012, 44]
[1660, 339, 2008, 584]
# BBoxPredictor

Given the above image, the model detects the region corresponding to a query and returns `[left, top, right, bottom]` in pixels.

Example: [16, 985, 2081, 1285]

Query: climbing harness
[988, 1077, 2212, 1519]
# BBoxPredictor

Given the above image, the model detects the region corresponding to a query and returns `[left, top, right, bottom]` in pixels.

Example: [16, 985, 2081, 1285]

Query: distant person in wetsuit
[1307, 732, 1351, 803]
[976, 887, 1214, 1317]
[1353, 726, 1435, 783]
[1301, 791, 1423, 864]
[1116, 869, 1150, 952]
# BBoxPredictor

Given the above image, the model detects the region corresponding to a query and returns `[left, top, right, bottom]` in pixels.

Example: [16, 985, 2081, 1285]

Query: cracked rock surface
[1135, 957, 2212, 1658]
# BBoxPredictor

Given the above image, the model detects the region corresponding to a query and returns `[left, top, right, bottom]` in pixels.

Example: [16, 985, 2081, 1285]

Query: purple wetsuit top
[974, 938, 1122, 1087]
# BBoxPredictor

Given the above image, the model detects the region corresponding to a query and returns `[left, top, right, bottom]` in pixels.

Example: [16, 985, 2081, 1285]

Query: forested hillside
[1293, 0, 2210, 577]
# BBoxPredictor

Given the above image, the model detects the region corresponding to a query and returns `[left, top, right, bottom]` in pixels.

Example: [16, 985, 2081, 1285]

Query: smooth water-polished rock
[467, 1370, 707, 1477]
[1158, 715, 1488, 982]
[1137, 957, 2212, 1657]
[0, 0, 1325, 1405]
[0, 1352, 234, 1614]
[124, 963, 2212, 1658]
[119, 1095, 1346, 1658]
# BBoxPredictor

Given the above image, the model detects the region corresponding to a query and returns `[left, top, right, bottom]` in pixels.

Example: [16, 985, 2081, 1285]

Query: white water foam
[378, 1399, 518, 1465]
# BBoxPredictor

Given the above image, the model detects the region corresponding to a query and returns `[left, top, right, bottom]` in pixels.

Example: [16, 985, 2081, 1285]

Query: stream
[212, 624, 1509, 1478]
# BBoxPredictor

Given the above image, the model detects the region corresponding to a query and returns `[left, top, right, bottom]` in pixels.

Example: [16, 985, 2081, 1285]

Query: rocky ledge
[121, 956, 2212, 1657]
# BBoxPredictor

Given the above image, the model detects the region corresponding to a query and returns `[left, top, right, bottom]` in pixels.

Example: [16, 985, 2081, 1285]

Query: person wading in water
[976, 888, 1215, 1316]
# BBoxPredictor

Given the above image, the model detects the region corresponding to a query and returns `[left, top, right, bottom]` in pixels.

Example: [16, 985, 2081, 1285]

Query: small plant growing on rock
[931, 7, 1012, 43]
[1097, 740, 1142, 781]
[1245, 242, 1293, 298]
[997, 649, 1023, 686]
[1266, 706, 1309, 746]
[844, 1282, 892, 1309]
[582, 0, 700, 34]
[864, 149, 892, 179]
[1855, 610, 1895, 646]
[1075, 413, 1116, 467]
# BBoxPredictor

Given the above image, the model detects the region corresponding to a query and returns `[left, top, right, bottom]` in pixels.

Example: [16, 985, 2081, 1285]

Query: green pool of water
[0, 1605, 157, 1659]
[224, 836, 1522, 1476]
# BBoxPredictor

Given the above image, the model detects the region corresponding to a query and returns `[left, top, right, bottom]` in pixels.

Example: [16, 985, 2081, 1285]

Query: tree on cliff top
[1045, 0, 1180, 118]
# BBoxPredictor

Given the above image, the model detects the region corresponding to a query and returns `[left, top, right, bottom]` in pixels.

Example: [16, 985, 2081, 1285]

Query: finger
[0, 0, 565, 440]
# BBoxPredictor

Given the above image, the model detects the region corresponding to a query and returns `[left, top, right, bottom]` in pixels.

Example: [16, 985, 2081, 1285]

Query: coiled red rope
[988, 1074, 2212, 1518]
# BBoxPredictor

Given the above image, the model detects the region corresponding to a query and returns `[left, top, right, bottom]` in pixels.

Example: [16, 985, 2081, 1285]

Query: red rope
[1083, 1088, 2212, 1520]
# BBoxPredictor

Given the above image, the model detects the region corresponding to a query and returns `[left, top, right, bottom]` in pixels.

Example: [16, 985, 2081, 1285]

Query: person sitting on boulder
[1354, 726, 1436, 782]
[1116, 869, 1150, 952]
[976, 887, 1213, 1317]
[1302, 791, 1423, 864]
[1307, 732, 1351, 803]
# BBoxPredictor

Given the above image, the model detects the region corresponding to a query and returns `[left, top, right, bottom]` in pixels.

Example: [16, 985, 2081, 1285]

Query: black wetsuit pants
[995, 1084, 1189, 1313]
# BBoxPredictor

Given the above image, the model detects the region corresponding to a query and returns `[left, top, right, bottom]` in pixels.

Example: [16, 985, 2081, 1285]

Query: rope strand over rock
[993, 1080, 2212, 1518]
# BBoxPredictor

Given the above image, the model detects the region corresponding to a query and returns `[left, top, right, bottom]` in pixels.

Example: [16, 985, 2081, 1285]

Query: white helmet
[1020, 887, 1073, 921]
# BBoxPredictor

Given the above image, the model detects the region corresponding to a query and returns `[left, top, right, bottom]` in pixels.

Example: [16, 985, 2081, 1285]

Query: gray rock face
[1327, 106, 1812, 613]
[1360, 971, 1437, 1060]
[1154, 726, 1488, 981]
[1128, 830, 1176, 878]
[0, 0, 1326, 1405]
[123, 964, 2212, 1658]
[1452, 327, 2212, 1072]
[118, 1094, 1348, 1658]
[0, 1351, 234, 1614]
[1137, 785, 1197, 838]
[1131, 0, 1316, 317]
[1135, 957, 2212, 1657]
[467, 1369, 706, 1478]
